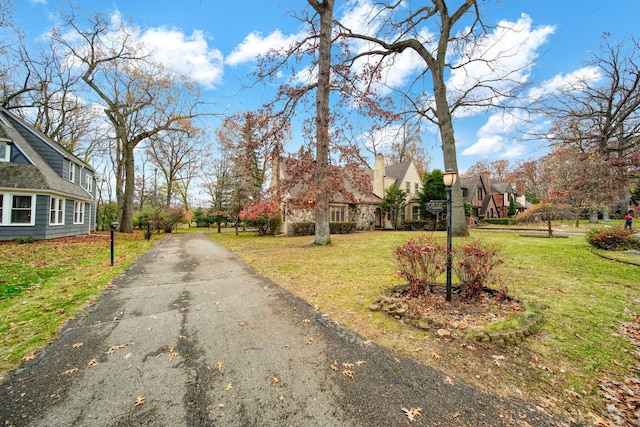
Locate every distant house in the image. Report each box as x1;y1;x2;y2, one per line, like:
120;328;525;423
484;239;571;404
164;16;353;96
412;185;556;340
270;154;423;235
459;171;526;222
0;107;96;241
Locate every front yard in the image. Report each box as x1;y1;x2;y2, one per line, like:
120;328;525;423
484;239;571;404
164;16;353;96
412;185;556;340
0;224;637;424
206;227;639;424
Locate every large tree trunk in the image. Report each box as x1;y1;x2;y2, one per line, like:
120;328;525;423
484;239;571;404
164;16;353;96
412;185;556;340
432;64;469;237
311;0;334;246
119;145;136;233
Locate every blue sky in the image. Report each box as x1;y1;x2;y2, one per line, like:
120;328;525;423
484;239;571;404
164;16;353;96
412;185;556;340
13;0;640;172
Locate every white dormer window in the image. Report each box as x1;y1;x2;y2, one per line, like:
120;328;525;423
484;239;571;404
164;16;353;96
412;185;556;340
69;162;76;183
84;174;93;193
0;141;10;162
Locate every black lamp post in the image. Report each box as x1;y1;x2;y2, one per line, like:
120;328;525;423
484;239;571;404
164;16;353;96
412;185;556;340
110;222;119;266
443;169;457;302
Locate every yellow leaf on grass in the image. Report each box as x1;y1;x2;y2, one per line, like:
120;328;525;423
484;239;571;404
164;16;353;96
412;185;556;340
431;352;441;360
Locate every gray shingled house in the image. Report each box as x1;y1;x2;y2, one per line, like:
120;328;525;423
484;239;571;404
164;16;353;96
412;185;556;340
0;107;96;241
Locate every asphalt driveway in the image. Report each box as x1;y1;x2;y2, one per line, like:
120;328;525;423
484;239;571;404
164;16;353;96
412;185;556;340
0;233;573;426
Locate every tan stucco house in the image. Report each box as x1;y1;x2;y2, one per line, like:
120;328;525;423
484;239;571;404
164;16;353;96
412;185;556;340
271;154;423;235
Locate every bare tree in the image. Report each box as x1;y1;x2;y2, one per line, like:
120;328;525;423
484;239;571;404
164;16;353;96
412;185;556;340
337;1;545;236
146;122;205;210
215;110;289;201
53;10;202;232
543;36;640;216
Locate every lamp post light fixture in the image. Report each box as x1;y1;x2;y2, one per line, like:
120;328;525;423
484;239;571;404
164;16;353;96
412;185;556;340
443;169;457;302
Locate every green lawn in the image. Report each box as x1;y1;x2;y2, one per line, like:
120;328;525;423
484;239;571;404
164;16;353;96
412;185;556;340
205;226;639;423
1;225;637;423
0;233;155;378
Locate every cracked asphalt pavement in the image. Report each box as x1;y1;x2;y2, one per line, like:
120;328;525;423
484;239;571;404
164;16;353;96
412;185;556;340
0;233;575;426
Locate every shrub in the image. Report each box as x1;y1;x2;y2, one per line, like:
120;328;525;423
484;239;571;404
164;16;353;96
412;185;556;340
136;207;188;234
586;228;639;251
453;240;503;301
12;236;37;244
291;222;357;236
292;222;315;236
401;219;446;231
395;235;447;298
329;222;356;234
239;200;280;236
480;218;519;226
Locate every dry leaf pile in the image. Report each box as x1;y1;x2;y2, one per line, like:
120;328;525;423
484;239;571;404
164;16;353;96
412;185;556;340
599;315;640;425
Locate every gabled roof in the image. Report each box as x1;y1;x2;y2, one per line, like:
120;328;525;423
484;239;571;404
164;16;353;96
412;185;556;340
384;160;412;187
0;108;93;201
276;158;379;204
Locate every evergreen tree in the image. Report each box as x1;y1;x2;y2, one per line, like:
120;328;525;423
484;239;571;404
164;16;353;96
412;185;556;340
380;186;407;230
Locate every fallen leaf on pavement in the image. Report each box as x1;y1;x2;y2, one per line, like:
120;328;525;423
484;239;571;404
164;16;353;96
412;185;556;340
62;368;78;375
87;359;99;367
343;370;355;379
445;376;454;385
72;342;83;349
216;361;224;371
134;396;145;407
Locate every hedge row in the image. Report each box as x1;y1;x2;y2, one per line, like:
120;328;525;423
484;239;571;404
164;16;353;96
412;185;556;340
291;222;357;236
400;219;446;231
480;218;519;225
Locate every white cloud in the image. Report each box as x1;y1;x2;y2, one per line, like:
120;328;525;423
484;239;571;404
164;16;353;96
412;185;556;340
225;30;306;66
139;27;224;89
461;135;525;159
527;65;602;101
449;14;555;117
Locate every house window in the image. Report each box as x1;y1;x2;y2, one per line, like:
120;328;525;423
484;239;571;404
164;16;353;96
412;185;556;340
50;197;65;225
73;201;85;224
69;162;76;183
478;188;483;201
84;174;93;193
0;141;10;162
414;183;419;194
406;181;411;194
412;206;421;220
1;194;35;225
330;205;345;222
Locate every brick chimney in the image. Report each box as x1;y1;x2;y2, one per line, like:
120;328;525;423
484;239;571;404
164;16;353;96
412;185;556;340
373;154;385;198
479;171;491;191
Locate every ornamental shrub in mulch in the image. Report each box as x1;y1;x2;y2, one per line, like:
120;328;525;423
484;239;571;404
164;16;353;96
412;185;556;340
586;228;640;251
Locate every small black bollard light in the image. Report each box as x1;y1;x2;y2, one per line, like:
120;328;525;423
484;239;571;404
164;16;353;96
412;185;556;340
110;222;119;266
